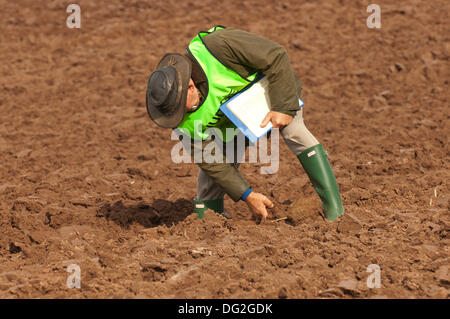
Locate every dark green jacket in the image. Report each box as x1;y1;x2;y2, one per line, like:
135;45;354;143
183;27;302;201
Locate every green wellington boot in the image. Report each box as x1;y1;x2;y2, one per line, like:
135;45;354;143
298;144;344;221
193;198;232;219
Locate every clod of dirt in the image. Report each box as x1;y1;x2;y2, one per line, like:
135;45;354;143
309;255;328;268
402;276;420;291
395;63;405;72
267;204;287;221
285;196;322;225
435;266;449;286
318;288;343;297
141;263;167;282
190;247;212;258
9;242;22;254
337;279;360;296
336;214;363;234
12;197;44;214
16;149;32;158
278;287;288;299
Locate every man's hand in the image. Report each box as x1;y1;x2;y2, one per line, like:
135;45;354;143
260;111;293;129
245;192;274;221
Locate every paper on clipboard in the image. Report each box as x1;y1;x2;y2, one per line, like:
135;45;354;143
219;76;303;143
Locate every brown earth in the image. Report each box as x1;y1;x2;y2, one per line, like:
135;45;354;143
0;0;449;298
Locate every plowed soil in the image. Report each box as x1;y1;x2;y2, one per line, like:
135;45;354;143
0;0;448;298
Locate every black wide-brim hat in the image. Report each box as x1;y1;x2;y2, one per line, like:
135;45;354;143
146;53;192;128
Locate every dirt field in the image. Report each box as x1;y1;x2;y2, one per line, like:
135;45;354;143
0;0;448;298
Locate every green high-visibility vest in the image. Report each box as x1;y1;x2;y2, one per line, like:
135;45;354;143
177;26;259;141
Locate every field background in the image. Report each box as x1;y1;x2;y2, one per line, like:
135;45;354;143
0;0;448;298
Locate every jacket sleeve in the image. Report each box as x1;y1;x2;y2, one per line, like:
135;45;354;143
203;27;301;116
190;138;250;202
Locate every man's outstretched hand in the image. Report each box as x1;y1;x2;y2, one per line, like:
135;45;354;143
245;192;274;221
260;111;293;129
